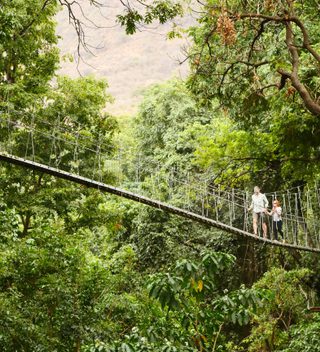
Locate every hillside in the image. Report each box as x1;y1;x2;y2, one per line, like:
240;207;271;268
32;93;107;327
56;1;190;115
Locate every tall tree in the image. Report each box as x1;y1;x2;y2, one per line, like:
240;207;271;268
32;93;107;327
185;0;320;185
188;0;320;117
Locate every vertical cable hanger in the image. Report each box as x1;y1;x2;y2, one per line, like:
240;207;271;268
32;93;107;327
287;190;294;244
49;116;57;167
30;113;35;161
55;114;62;168
294;193;299;245
5;87;13;155
282;196;288;243
72;123;80;175
98;134;103;183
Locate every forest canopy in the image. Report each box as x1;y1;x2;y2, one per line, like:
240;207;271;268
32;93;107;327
0;0;320;351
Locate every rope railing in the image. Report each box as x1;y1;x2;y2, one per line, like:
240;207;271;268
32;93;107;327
0;111;320;252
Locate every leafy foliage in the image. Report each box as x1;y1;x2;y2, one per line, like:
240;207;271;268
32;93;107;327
187;0;320;185
0;1;319;351
148;250;269;350
0;0;59;106
243;267;313;351
280;315;320;352
117;0;183;35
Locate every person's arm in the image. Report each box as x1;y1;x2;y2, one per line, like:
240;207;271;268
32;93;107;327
248;196;253;211
263;194;269;210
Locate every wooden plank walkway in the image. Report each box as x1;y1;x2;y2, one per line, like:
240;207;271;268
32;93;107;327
0;152;319;253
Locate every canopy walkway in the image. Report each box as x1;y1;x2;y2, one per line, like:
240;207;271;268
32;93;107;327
0;111;320;253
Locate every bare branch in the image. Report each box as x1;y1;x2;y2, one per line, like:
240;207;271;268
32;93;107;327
248;19;270;61
256;84;279;95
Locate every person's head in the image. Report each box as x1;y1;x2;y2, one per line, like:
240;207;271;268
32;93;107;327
273;199;281;207
253;186;260;194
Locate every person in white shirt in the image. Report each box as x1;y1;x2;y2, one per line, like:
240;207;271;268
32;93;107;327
248;186;269;238
267;199;284;242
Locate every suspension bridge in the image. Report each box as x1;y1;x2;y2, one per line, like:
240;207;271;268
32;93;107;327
0;112;320;253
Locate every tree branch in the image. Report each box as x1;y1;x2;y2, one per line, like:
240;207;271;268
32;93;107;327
290;17;320;63
278;21;320;116
285;21;299;76
232;12;320;64
248;19;270;61
231;12;320;116
19;0;53;37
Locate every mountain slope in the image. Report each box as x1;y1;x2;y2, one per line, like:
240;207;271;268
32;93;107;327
56;1;190;115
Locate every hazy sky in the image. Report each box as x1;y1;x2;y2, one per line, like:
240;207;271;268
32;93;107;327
56;1;190;115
